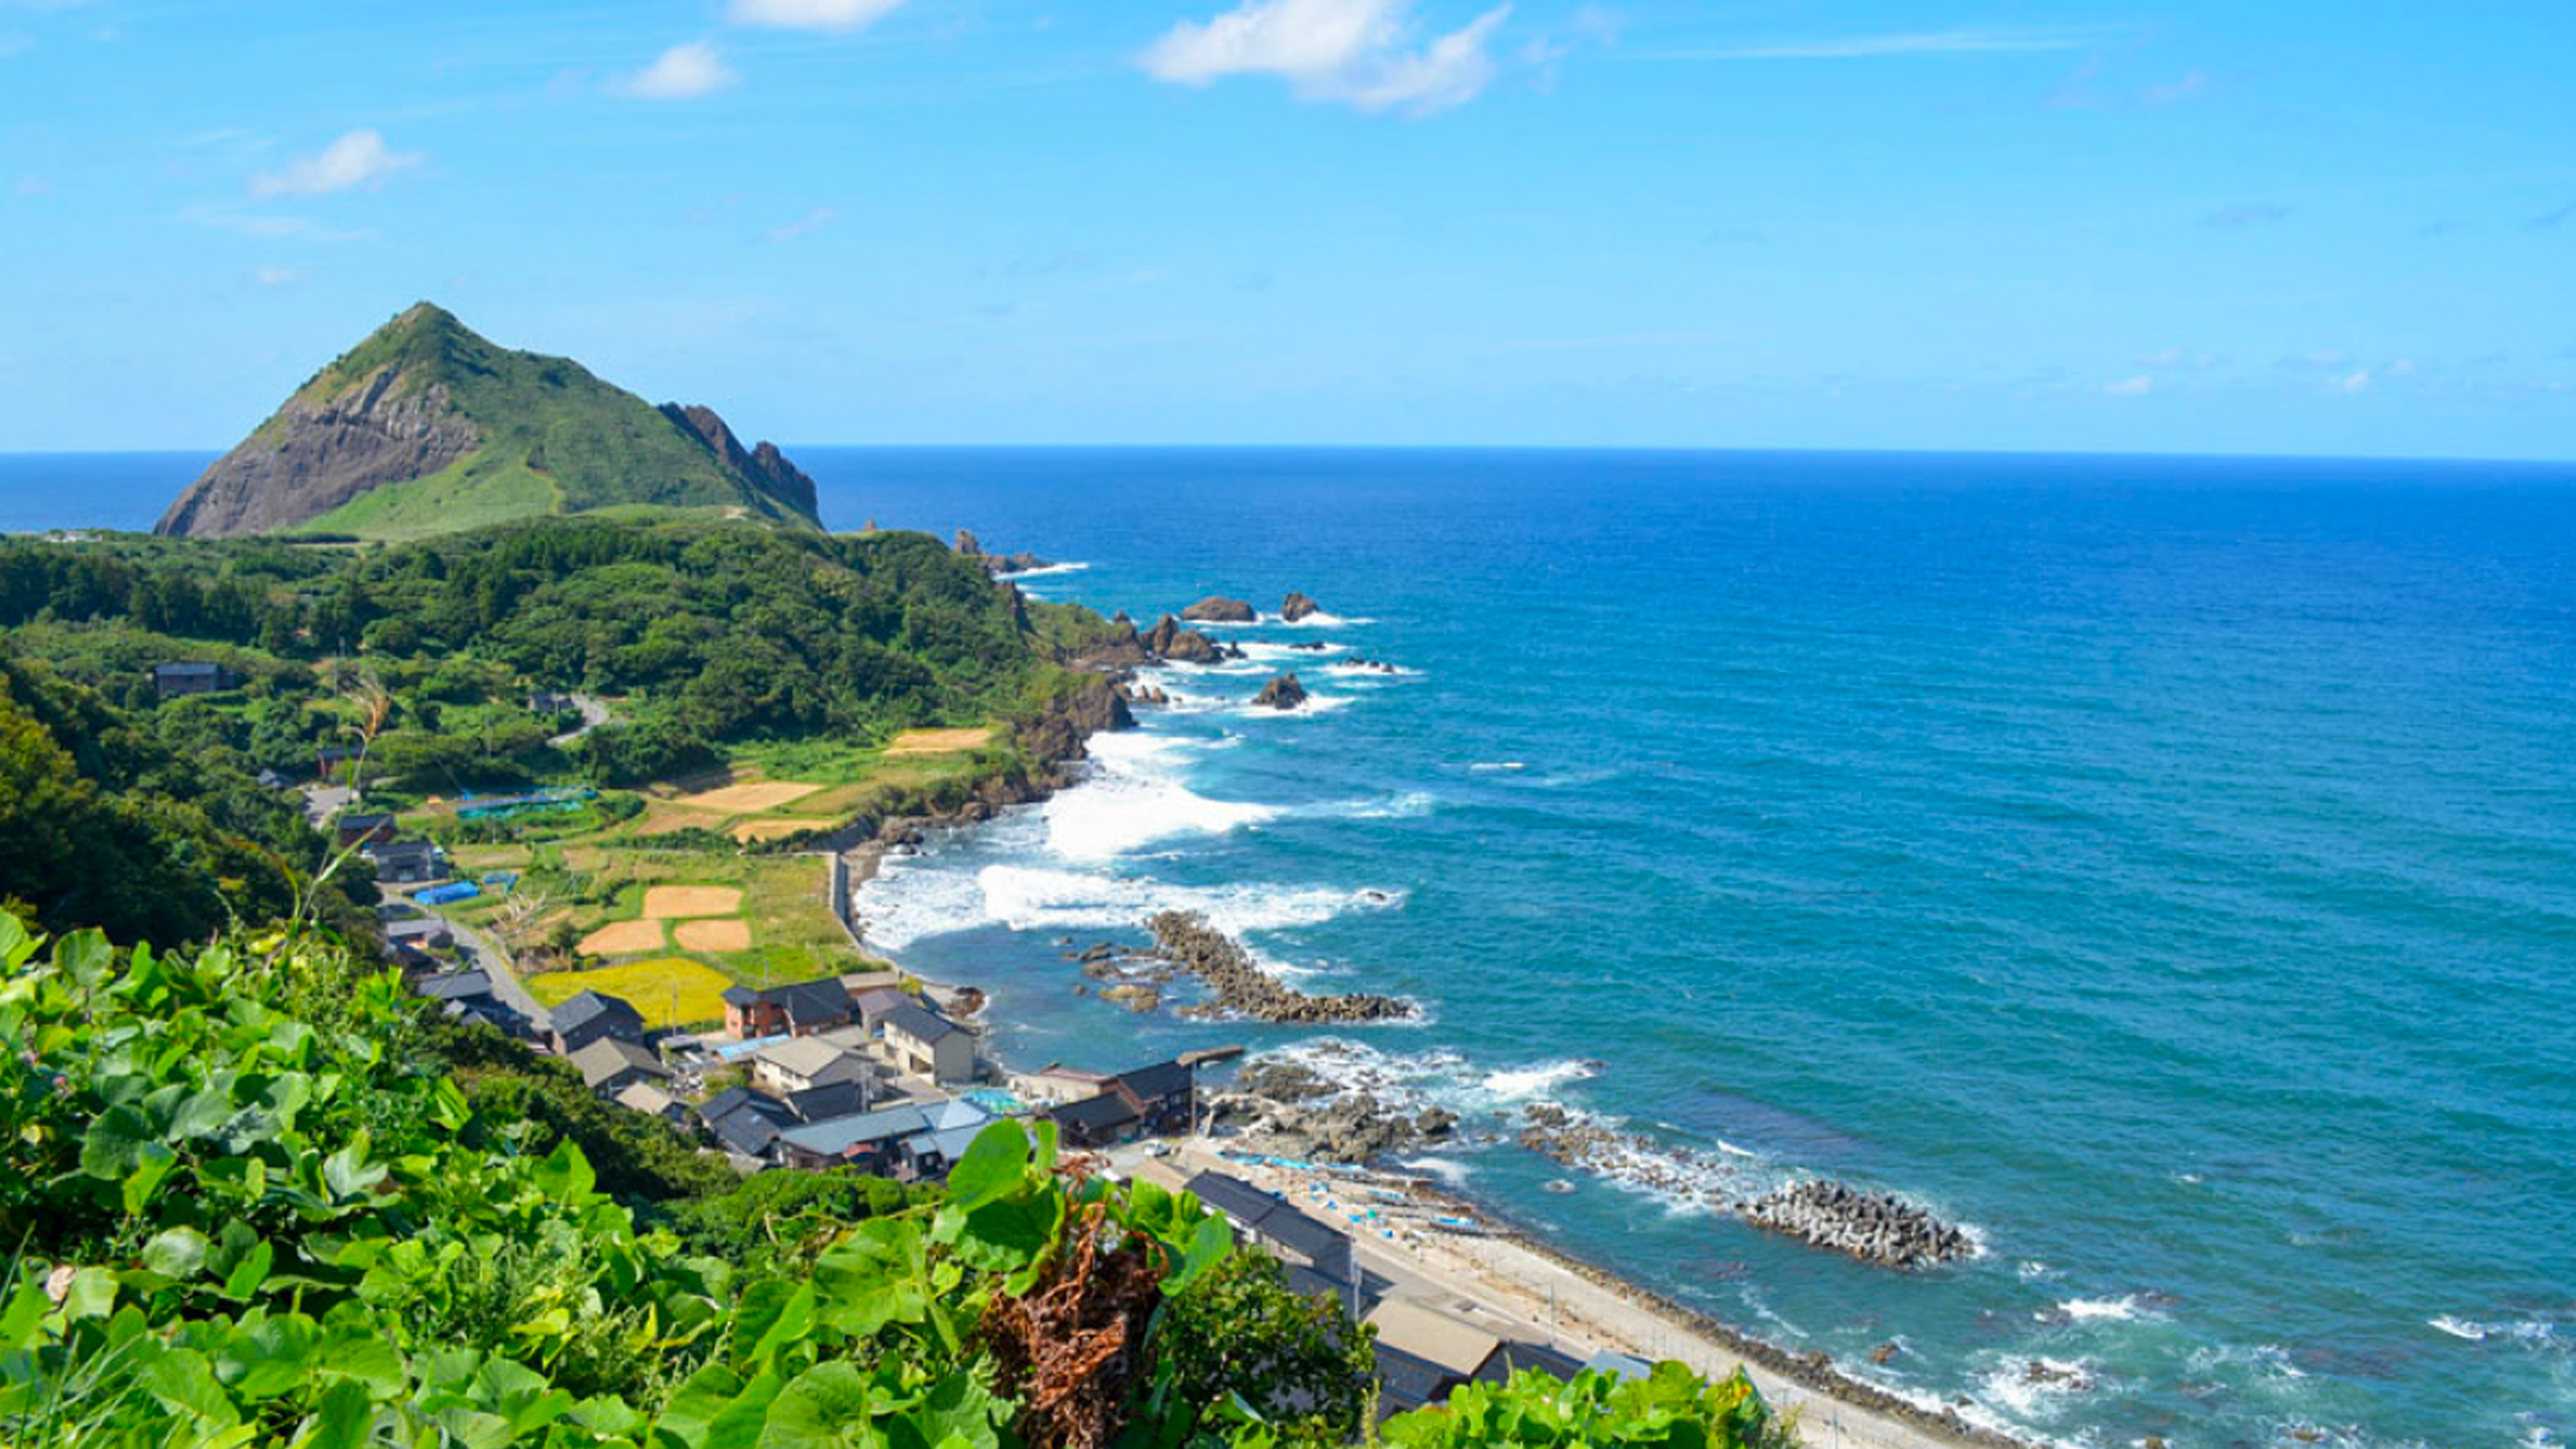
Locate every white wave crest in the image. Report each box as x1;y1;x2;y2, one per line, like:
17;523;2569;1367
1239;693;1351;719
1236;640;1350;661
2057;1294;2155;1323
1328;790;1437;820
992;562;1090;580
1043;732;1278;860
1480;1059;1599;1100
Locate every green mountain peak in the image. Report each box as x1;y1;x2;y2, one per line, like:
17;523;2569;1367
156;303;823;540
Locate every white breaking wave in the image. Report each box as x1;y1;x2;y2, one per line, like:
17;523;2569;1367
1325;661;1420;678
1236;640;1350;661
2430;1315;2565;1347
2056;1294;2158;1323
1329;790;1437;820
1285;610;1372;627
992;562;1090;580
1481;1059;1600;1100
1469;761;1526;772
1043;731;1278;861
857;859;1406;954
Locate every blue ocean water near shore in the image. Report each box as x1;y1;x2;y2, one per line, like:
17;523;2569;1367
6;447;2573;1448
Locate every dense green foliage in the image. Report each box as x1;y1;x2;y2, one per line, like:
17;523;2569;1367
0;652;368;944
4;518;1117;797
0;514;1123;942
0;915;1788;1448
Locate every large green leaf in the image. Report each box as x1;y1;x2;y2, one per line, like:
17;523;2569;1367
142;1225;211;1280
757;1361;881;1449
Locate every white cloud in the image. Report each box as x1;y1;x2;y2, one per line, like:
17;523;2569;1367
767;206;838;243
12;173;45;196
2333;370;2372;394
1142;0;1511;116
2103;374;2154;397
253;265;301;286
620;42;739;99
730;0;903;31
249;129;421;198
1646;26;2105;61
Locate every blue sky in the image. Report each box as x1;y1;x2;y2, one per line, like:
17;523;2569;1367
3;0;2572;457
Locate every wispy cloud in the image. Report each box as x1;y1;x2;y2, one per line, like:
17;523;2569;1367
2525;198;2576;231
12;173;45;196
730;0;904;32
2102;374;2153;397
2332;369;2372;394
618;41;739;100
2140;69;2208;105
2200;201;2288;230
252;265;301;286
767;206;838;243
1644;26;2108;61
249;129;421;198
1142;0;1513;117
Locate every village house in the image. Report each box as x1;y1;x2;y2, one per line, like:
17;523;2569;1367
880;1001;975;1084
851;986;915;1033
334;813;397;850
570;1038;668;1097
1106;1060;1196;1135
150;662;233;698
775;1098;994;1179
365;838;447;886
549;990;646;1055
1184;1171;1356;1288
751;1036;871;1096
528;690;576;714
1048;1092;1145;1150
381;917;454;970
698;1087;797;1161
720;977;855;1039
314;745;355;780
1363;1298;1586;1418
1020;1064;1115;1106
412;969;491;1005
611;1081;689;1123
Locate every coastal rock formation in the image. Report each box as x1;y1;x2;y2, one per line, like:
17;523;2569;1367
1282;591;1323;622
1012;677;1137;767
660;402;819;521
1740;1181;1975;1269
952;529;1054;576
1141;615;1234;664
1145;912;1412;1024
1517;1103;1731;1205
1182;595;1257;624
1251;672;1308;710
158;374;484;537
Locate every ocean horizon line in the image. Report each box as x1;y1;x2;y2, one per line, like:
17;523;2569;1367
8;440;2576;471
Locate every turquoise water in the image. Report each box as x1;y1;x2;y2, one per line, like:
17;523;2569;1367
808;449;2576;1449
6;447;2573;1447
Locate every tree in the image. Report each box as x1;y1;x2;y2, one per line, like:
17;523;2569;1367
1154;1249;1379;1445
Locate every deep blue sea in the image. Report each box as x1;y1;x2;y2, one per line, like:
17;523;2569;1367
8;448;2574;1449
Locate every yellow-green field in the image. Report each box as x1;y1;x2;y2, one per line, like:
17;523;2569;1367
525;957;735;1030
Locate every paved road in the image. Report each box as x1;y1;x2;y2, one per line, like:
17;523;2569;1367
548;693;612;748
438;915;552;1031
301;783;355;829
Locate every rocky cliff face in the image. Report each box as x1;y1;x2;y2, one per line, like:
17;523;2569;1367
658;402;819;522
156;371;482;539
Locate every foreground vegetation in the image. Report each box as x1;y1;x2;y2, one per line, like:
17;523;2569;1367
0;914;1791;1447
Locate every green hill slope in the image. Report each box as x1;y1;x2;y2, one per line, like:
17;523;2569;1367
155;303;823;540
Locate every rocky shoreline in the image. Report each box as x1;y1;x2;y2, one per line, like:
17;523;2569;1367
1147;911;1414;1023
837;559;2022;1446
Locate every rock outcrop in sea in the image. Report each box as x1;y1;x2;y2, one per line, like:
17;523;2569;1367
1146;912;1412;1023
1182;595;1257;623
951;528;1052;576
1282;591;1323;622
1140;614;1237;664
1251;671;1308;710
1740;1180;1975;1269
1212;1059;1458;1163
